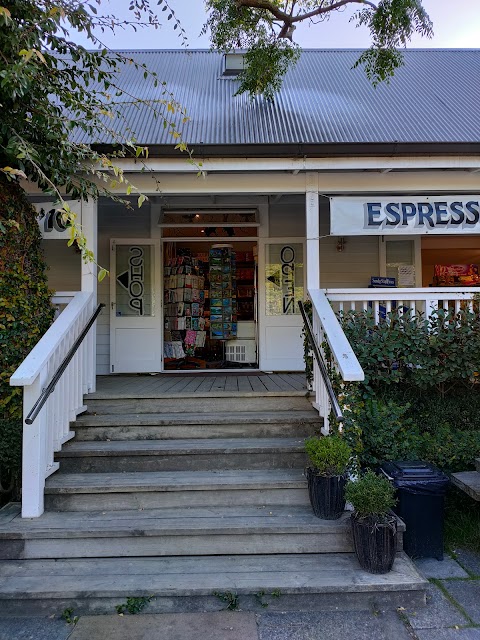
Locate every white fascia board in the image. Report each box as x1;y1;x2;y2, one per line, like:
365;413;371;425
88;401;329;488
103;171;480;196
21;167;480;197
111;155;480;173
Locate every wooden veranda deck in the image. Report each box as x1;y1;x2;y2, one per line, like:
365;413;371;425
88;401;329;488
92;373;308;397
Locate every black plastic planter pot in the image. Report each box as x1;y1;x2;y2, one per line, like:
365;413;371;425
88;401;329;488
306;468;347;520
351;514;397;574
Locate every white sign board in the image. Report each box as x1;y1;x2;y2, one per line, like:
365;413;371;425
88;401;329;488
398;265;416;287
34;201;81;240
331;196;480;236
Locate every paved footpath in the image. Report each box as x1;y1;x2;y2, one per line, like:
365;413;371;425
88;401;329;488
1;549;479;640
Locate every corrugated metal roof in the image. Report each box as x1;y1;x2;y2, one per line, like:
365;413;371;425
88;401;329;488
73;49;480;148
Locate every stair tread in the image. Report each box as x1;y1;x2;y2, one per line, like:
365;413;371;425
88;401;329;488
58;437;306;457
76;411;320;426
0;552;427;597
45;468;307;493
451;471;480;501
86;390;308;400
0;505;354;538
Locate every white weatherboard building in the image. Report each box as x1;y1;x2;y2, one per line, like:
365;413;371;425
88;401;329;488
31;50;480;377
13;48;480;508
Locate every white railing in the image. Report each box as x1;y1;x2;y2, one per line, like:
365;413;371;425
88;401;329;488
51;291;78;318
308;289;364;433
10;292;97;518
325;287;480;323
308;287;480;432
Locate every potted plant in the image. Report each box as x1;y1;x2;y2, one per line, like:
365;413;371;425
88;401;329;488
304;434;351;520
345;470;397;574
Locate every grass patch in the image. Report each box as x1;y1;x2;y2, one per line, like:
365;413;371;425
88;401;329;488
115;596;154;615
444;487;480;554
213;591;239;611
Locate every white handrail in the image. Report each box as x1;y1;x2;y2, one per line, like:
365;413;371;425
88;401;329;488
11;292;93;386
10;291;97;518
309;289;364;382
308;289;364;433
52;291;78;306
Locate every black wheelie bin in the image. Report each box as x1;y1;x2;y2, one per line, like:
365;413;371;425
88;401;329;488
380;460;449;560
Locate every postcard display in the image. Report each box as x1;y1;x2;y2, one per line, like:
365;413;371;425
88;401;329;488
209;247;238;341
163;254;207;360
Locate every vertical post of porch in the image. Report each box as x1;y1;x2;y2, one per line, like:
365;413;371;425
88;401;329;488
22;372;47;517
305;173;324;414
305;172;320;291
81;199;98;392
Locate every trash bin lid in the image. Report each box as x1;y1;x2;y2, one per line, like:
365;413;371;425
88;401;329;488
380;460;448;482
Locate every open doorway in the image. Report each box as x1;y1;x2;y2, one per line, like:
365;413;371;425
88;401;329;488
163;240;258;370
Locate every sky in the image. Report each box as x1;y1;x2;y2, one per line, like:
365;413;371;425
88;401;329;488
74;0;480;50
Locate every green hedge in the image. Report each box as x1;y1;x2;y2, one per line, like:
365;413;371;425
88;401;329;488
0;419;22;500
340;390;480;472
0;176;54;501
333;308;480;473
340;306;480;395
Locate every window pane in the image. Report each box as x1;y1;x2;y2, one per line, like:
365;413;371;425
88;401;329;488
162;226;257;238
115;244;154;317
266;243;304;315
386;240;415;286
161;210;258;225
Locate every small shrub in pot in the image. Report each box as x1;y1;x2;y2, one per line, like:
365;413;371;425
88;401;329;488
304;435;351;520
345;470;397;574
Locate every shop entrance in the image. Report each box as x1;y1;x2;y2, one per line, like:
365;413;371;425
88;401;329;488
162;240;258;370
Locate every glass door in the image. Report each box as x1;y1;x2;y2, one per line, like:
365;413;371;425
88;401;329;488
110;239;162;373
258;239;305;371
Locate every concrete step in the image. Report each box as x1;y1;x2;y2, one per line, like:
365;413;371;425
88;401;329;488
55;438;307;473
44;469;311;512
73;411;321;441
0;505;405;560
85;395;311;415
451;471;480;501
0;552;427;615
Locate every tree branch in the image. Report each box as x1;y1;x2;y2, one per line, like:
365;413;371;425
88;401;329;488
235;0;378;29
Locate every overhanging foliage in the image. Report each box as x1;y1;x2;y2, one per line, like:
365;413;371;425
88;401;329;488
0;0;191;256
204;0;433;100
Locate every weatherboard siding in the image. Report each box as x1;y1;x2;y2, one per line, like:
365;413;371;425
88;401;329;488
42;239;81;292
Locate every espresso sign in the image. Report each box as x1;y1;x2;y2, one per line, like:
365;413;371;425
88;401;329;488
331;196;480;235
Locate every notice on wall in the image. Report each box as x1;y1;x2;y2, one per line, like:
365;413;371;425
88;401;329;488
397;265;416;287
330;196;480;235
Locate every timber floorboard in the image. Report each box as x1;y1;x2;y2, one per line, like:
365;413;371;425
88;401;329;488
92;373;307;398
